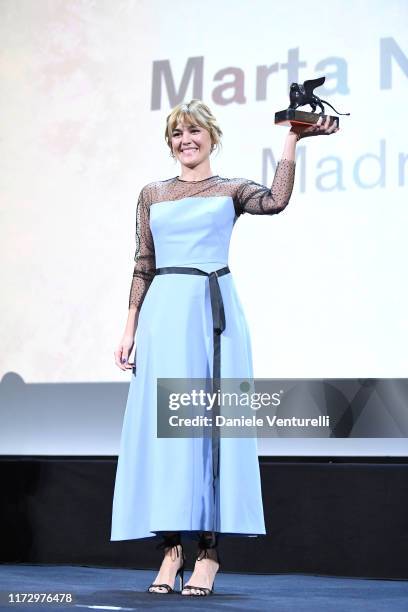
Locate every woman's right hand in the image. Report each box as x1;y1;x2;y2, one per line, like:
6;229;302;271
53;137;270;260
114;334;135;371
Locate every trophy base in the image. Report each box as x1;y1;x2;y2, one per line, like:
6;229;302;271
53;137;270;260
275;108;339;127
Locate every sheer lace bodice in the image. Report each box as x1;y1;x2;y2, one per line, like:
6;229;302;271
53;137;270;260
128;158;296;311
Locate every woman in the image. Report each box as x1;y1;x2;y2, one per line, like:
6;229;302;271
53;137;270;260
111;99;339;596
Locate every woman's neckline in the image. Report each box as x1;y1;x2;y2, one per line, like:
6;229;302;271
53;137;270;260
175;175;219;183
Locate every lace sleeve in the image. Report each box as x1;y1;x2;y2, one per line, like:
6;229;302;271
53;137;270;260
128;186;156;312
234;158;296;215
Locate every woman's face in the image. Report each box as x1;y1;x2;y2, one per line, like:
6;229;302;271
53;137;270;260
171;120;212;167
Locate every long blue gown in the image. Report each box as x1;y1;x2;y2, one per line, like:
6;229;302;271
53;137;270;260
110;159;296;541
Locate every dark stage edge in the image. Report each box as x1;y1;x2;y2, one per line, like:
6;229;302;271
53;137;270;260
1;455;407;580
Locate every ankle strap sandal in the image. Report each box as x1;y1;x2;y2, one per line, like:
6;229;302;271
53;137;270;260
181;531;221;596
147;533;185;594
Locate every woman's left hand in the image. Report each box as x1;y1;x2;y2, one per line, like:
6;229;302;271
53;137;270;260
289;114;339;140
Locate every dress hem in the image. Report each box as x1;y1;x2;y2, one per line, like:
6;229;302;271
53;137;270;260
110;529;267;542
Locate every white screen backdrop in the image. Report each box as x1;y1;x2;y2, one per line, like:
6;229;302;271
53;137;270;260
1;0;407;455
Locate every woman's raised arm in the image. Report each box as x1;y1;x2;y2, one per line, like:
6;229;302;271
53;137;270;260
234;115;339;216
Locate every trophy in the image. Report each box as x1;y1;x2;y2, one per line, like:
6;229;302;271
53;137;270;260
275;76;350;128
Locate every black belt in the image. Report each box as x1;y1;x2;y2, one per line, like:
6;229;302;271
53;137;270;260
155;265;231;534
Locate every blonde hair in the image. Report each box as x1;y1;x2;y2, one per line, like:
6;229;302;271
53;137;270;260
165;99;223;157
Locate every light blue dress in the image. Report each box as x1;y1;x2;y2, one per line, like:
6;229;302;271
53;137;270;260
110;160;295;541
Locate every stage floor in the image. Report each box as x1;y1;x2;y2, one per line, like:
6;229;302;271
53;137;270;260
1;564;407;611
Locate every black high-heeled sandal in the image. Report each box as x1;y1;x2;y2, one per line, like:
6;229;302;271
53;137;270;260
147;532;185;594
181;531;221;596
